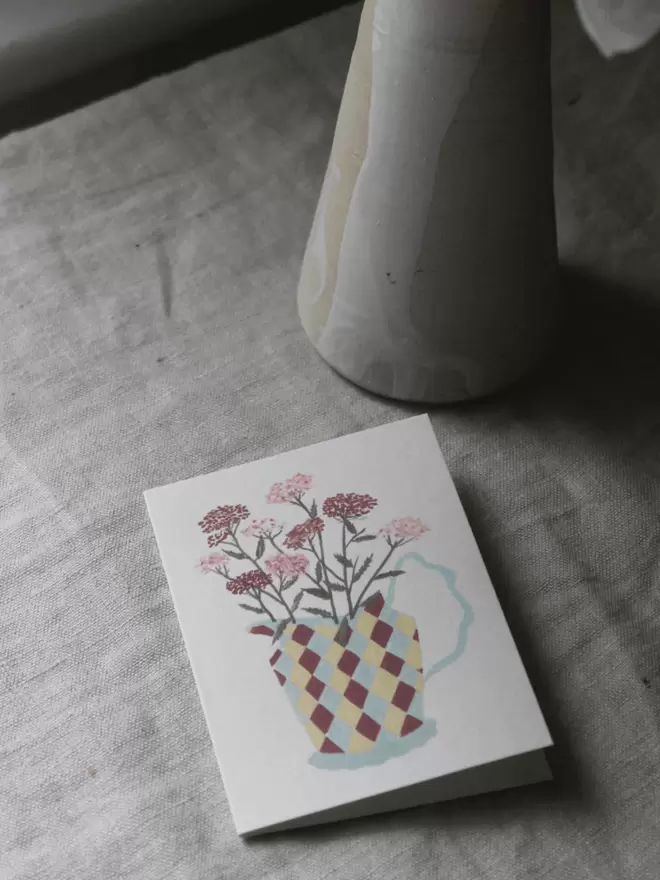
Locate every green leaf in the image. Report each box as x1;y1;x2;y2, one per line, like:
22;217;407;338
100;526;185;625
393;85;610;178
310;500;318;518
334;553;354;568
271;619;288;644
256;537;265;559
329;582;345;593
291;591;303;614
375;569;406;581
315;561;323;583
354;535;376;543
304;586;331;600
282;576;299;591
225;549;246;560
239;603;263;614
343;518;358;535
336;617;351;647
303;607;334;619
354;554;373;582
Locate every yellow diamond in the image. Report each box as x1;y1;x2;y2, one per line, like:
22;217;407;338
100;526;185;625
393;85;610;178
416;671;425;692
363;640;386;668
329;668;350;695
335;698;362;728
395;614;416;638
306;721;326;750
325;641;343;666
284;640;305;662
296;689;317;718
355;612;377;639
371;667;399;702
405;640;422;670
290;663;312;690
382;704;407;736
348;731;375;754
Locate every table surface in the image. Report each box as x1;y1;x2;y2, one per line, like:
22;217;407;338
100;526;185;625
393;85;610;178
1;3;659;878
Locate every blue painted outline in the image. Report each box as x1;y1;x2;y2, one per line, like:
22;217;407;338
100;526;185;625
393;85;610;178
386;553;474;682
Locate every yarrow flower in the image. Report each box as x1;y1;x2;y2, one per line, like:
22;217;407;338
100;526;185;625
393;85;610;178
241;518;282;538
226;570;272;595
379;517;429;541
284;517;325;549
199;504;250;547
322;493;377;520
266;474;313;504
264;554;309;577
198;553;229;574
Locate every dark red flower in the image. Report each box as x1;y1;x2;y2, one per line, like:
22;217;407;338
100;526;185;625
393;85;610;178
322;493;377;520
227;570;272;595
199;504;250;537
284;517;325;550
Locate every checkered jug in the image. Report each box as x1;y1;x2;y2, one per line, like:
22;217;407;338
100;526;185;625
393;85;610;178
250;592;429;758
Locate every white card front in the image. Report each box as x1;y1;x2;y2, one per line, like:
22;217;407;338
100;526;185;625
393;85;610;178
145;416;551;834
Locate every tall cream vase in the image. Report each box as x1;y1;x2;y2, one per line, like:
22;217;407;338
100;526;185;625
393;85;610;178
298;0;557;403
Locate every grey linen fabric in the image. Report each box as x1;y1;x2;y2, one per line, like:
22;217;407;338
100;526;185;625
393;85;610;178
1;2;659;877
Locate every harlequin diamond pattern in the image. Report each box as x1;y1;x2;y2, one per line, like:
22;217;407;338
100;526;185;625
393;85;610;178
270;592;425;755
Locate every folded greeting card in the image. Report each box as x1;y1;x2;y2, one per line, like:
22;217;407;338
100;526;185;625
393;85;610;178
145;416;552;835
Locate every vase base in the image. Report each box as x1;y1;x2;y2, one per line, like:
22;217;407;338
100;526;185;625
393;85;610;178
309;719;437;771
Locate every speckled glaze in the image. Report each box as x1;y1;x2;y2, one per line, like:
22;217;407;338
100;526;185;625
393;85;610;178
298;0;558;403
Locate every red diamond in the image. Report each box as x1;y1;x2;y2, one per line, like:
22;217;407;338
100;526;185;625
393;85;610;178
356;713;381;742
401;714;424;736
269;649;282;667
344;680;368;709
299;648;321;674
363;592;385;617
306;676;325;700
320;737;344;754
338;650;360;676
274;671;286;687
292;624;314;646
413;629;420;642
310;704;334;734
391;681;415;712
371;620;394;648
380;651;404;677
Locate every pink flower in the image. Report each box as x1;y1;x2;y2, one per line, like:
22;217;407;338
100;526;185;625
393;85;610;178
284;517;325;550
266;473;313;504
227;570;272;595
199;504;250;538
323;493;377;520
265;553;309;577
242;518;282;538
380;517;429;541
198;553;229;573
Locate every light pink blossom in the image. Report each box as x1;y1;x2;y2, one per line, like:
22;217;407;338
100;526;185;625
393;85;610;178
198;553;230;574
241;518;282;538
264;554;309;577
266;473;313;504
379;517;429;541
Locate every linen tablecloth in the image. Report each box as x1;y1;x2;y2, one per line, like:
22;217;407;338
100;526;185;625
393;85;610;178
1;2;659;877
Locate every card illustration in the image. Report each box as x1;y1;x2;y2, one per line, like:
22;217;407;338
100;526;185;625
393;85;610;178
196;473;474;769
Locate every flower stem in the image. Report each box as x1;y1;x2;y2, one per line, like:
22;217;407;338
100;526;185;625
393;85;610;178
341;522;355;617
229;531;295;623
351;541;402;616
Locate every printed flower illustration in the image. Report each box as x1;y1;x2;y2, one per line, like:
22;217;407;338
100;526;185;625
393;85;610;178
380;517;429;541
195;476;430;629
198;553;230;573
242;518;282;538
227;570;272;595
284;517;325;550
322;493;377;520
265;554;309;577
267;474;313;504
199;504;250;547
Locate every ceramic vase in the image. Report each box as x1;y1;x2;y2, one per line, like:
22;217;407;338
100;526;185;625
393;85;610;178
298;0;557;402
